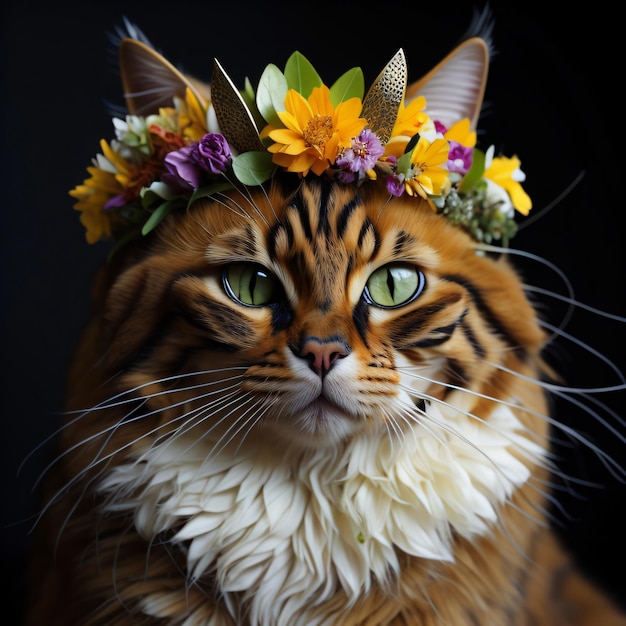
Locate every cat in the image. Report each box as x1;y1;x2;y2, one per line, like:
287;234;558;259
22;13;626;626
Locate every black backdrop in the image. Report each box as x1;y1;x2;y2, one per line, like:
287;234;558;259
2;2;625;624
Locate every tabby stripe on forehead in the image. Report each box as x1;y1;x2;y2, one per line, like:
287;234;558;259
357;219;379;258
267;222;293;260
292;195;313;241
317;180;331;237
336;197;359;238
394;231;416;256
442;274;526;358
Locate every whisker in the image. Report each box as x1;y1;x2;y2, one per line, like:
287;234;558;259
523;284;626;324
148;390;258;467
31;377;245;496
209;394;274;460
19;368;247;477
474;242;578;342
538;319;626;385
396;367;550;453
33;380;248;530
516;170;586;232
214;179;274;227
394;368;618;495
482;360;626;477
395;397;552;535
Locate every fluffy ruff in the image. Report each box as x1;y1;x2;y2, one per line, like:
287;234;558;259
98;398;542;625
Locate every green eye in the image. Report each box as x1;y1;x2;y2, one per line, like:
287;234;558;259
223;263;280;306
364;264;425;308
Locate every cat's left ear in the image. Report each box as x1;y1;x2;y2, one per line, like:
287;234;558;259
406;37;490;130
119;38;211;115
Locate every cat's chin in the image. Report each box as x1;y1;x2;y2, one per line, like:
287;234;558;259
272;398;365;448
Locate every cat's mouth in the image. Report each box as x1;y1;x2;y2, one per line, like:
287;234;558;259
308;397;353;421
287;396;362;444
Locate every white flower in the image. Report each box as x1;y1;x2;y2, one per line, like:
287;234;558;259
484;178;515;218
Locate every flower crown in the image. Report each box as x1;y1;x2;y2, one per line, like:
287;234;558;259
70;36;531;251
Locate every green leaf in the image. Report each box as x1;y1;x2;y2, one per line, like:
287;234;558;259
231;151;275;186
189;180;234;204
459;148;486;194
242;76;256;104
329;67;364;106
140;182;178;209
240;76;265;130
396;150;414;177
141;199;179;236
256;63;288;127
284;51;322;97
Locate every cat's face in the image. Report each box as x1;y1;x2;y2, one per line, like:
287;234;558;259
86;177;545;457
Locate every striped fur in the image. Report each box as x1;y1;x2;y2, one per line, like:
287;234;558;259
24;179;626;625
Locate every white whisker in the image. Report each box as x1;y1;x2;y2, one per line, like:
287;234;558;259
538;319;626;385
523;284;626;323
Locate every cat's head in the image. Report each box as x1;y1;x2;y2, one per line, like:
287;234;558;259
67;21;544;455
74;178;544;457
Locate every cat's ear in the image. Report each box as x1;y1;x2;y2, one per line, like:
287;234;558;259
119;38;211;115
406;37;489;130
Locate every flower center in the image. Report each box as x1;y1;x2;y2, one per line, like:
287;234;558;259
303;115;333;155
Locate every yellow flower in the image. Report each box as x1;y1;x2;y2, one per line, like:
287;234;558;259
404;137;450;199
262;85;366;176
69;139;139;244
443;118;476;148
385;96;434;159
484;154;532;216
69;166;118;243
175;88;209;141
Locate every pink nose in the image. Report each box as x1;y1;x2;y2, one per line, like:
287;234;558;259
300;339;349;377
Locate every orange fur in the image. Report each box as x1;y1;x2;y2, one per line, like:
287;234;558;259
24;182;626;624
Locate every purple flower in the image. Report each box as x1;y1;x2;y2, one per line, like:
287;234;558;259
104;193;129;211
336;128;384;175
163;144;203;191
386;173;405;197
447;141;473;174
337;170;357;183
434;120;447;134
163;133;231;192
198;133;231;175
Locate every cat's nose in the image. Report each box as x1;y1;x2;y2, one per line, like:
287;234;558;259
299;338;349;377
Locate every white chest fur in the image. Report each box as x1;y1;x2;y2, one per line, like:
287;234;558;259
99;400;543;625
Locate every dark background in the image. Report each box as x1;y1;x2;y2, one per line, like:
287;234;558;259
2;2;625;624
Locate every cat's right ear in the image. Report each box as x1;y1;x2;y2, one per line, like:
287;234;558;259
119;38;211;116
406;37;490;131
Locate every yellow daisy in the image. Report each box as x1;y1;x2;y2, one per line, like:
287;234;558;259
70;139;139;243
404;137;450;199
69;166;118;243
385;95;434;159
443;118;476;148
262;85;366;176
